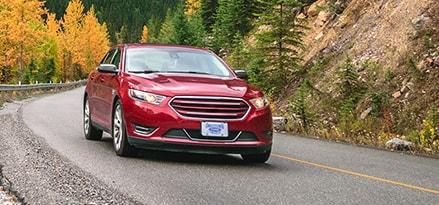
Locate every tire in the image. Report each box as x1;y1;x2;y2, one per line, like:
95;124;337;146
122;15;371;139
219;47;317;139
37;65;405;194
113;100;138;157
84;96;103;140
241;148;271;163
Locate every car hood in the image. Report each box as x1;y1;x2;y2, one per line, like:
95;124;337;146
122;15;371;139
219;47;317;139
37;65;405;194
127;73;262;99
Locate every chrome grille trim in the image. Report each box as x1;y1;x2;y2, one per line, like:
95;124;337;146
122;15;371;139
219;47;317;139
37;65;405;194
169;96;250;120
183;129;242;142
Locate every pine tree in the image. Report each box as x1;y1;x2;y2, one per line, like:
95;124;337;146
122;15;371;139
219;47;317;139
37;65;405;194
116;25;129;44
171;3;191;45
146;17;162;44
39;57;56;83
24;58;38;84
253;0;307;95
199;0;218;32
158;9;175;44
187;12;207;47
211;0;254;54
335;56;365;116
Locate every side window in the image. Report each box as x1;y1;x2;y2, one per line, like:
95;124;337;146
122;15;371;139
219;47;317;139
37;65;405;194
111;49;121;70
102;49;116;64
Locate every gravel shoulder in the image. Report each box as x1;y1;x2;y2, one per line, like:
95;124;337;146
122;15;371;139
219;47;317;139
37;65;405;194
0;99;141;204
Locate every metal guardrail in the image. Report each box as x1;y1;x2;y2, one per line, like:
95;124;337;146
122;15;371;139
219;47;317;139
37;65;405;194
0;80;87;104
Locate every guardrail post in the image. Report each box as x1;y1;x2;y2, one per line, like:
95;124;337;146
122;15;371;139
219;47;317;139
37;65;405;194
9;90;13;101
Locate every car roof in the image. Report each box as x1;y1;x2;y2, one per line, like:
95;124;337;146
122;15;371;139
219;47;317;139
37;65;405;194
113;44;211;52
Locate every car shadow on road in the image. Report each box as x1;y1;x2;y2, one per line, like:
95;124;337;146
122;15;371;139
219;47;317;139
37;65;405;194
137;149;242;164
100;137;274;168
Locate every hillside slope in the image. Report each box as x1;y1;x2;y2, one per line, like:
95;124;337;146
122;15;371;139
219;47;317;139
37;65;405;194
281;0;438;155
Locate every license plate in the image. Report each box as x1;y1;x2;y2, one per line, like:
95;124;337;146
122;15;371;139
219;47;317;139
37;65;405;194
201;121;228;137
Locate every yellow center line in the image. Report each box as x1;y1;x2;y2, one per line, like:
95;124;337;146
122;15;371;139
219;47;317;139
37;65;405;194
272;153;439;195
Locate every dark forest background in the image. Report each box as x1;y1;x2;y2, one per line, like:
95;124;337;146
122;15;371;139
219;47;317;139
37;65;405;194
44;0;180;44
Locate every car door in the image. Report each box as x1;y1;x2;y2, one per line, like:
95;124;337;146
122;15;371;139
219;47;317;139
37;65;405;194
91;49;120;129
99;48;122;129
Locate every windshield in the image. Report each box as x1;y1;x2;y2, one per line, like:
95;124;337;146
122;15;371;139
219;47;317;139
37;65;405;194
125;47;233;77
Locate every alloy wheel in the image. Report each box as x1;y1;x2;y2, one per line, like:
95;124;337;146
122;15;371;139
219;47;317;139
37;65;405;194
113;103;123;151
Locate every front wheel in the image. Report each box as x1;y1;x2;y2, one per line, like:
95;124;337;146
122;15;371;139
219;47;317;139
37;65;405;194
241;148;271;163
113;100;138;157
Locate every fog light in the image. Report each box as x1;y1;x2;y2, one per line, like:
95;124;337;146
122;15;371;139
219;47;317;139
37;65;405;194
133;124;156;135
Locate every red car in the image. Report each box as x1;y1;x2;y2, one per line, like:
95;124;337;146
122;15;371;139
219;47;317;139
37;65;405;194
83;44;273;163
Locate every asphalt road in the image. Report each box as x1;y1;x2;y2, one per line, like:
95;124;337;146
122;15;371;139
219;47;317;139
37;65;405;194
22;87;439;204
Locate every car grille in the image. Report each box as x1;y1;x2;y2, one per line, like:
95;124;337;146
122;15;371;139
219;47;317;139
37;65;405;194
169;97;250;120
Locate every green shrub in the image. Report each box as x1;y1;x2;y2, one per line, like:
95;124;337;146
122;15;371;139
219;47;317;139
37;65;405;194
407;106;439;154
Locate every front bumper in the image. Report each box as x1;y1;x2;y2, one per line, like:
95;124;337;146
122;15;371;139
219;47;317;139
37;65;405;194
127;136;272;155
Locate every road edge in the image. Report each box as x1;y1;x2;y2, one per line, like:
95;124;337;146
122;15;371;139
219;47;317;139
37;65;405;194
0;98;142;204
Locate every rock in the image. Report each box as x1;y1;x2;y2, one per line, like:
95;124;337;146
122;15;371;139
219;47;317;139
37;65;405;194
400;85;407;93
297;13;307;19
392;91;402;98
406;82;415;91
360;107;373;120
315;31;324;40
314;11;333;27
337;14;348;28
426;57;433;64
434;56;439;67
307;1;322;17
386;138;414;151
273;117;287;132
411;15;429;30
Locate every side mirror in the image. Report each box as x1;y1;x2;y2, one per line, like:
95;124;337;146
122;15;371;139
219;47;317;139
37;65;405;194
97;64;118;74
234;70;248;80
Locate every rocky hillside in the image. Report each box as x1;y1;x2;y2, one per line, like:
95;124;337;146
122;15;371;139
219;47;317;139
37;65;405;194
279;0;439;155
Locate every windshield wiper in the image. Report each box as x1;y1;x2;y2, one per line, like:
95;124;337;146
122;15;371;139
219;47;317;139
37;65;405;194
165;71;211;75
129;70;159;74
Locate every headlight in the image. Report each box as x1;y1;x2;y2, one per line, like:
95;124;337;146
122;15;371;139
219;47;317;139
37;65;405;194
250;96;269;109
129;89;166;105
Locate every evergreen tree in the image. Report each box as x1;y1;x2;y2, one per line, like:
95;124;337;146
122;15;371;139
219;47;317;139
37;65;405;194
126;8;144;43
44;0;70;19
158;9;175;44
288;79;320;133
187;12;207;47
116;25;129;44
146;16;163;44
253;0;307;95
45;0;179;45
24;58;38;84
334;56;365;116
39;57;56;83
211;0;257;54
199;0;218;32
170;3;191;45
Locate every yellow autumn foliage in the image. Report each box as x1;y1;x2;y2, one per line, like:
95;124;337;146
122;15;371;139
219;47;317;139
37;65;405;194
140;26;149;43
185;0;201;17
0;0;110;83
